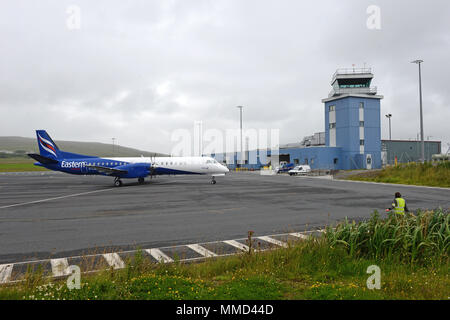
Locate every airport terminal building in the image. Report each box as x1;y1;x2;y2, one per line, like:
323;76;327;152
214;68;441;170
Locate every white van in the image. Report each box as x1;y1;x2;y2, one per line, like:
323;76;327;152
288;165;311;176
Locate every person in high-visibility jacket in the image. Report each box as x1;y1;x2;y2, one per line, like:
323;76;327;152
388;192;409;215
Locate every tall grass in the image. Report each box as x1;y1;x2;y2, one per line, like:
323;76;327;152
347;162;450;187
1;209;448;300
325;209;450;264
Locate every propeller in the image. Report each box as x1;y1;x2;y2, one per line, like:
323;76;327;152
149;156;158;179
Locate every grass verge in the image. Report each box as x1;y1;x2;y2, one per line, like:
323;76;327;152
0;209;448;300
345;162;450;187
0;158;47;172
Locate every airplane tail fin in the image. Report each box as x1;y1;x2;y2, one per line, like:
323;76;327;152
36;130;61;159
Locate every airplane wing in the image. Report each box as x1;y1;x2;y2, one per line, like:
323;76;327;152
86;165;128;176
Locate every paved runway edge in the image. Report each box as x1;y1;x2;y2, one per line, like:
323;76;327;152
0;229;325;284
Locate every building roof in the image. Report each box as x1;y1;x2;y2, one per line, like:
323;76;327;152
322;93;384;103
381;139;441;144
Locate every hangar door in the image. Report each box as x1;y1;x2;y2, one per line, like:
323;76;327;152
279;154;290;163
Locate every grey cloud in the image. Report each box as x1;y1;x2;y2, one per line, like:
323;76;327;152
0;0;449;153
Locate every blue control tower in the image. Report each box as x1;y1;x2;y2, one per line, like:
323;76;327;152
322;68;383;170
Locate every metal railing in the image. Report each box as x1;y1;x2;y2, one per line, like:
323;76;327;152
329;86;377;97
332;68;372;79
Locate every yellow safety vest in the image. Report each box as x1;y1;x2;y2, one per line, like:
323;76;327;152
392;198;406;215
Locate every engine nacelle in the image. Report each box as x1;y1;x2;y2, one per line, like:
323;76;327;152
115;162;151;178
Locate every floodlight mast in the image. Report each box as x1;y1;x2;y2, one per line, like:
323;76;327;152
411;59;425;163
237;106;243;167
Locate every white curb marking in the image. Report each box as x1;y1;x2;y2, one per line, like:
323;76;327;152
146;249;174;263
290;232;309;239
258;236;288;248
0;264;13;284
223;240;250;252
337;179;450;190
103;253;125;269
50;258;70;277
187;244;217;257
1;229;325;284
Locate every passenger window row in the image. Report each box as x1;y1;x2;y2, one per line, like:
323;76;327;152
89;162;125;166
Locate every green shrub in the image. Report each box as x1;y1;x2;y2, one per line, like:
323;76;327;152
347;162;450;187
325;209;450;264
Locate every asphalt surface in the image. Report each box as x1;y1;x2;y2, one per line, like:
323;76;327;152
0;171;449;264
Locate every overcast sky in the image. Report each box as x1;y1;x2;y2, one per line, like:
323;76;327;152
1;0;449;154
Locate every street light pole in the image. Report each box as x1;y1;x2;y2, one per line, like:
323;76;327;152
411;60;425;163
195;121;203;156
385;114;392;140
237;106;243;167
112;138;116;155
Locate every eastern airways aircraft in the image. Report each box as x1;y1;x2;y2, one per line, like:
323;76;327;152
28;130;229;186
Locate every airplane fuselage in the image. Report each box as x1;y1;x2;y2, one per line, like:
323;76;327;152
29;130;229;186
35;156;229;177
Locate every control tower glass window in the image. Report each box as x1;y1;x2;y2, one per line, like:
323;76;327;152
338;79;371;88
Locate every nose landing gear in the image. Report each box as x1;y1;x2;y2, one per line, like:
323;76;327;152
210;176;216;184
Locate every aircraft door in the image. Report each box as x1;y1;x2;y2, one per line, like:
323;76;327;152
81;161;89;174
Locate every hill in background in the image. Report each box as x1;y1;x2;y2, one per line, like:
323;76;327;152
0;136;167;158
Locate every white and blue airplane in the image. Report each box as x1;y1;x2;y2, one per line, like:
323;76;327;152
28;130;229;186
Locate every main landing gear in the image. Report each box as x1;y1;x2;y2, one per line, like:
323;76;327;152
114;177;123;187
210;176;217;185
138;177;145;184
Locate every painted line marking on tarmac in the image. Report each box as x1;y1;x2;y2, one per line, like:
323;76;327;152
103;253;125;269
0;264;13;284
50;258;69;277
146;249;174;263
0;188;114;210
258;236;288;248
187;244;217;257
223;240;250;252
